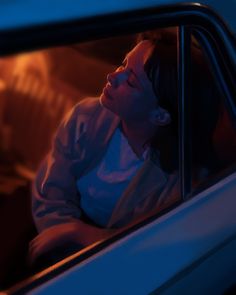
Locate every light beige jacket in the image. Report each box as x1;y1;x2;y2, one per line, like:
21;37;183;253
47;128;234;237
32;97;179;231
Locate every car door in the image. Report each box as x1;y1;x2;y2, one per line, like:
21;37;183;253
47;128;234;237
0;2;236;295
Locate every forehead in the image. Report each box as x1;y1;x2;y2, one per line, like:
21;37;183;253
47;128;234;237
125;40;156;89
126;40;153;67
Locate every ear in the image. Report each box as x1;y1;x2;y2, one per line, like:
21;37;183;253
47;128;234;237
149;107;171;126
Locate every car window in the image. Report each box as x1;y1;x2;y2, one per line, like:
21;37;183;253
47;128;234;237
189;31;236;193
0;30;182;289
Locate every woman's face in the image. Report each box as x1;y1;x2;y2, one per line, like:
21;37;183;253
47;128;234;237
100;41;158;123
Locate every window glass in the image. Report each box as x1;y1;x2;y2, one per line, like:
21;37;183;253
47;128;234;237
190;32;236;191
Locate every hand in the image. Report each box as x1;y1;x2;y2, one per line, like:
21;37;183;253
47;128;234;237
29;222;80;265
28;222;115;265
75;223;114;247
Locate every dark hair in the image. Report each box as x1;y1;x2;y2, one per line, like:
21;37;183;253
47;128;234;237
141;30;221;173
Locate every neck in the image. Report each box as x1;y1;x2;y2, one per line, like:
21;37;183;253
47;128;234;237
121;119;157;154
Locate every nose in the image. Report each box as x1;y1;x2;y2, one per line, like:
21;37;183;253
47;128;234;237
107;68;127;88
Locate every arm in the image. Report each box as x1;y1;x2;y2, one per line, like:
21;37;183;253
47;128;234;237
31;106;112;263
32;106;82;232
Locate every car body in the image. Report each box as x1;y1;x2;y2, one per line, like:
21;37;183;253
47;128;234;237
0;1;236;294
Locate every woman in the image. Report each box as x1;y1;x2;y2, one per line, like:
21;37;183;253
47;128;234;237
29;34;220;266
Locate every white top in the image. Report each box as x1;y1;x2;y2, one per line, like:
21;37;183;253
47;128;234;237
77;127;150;227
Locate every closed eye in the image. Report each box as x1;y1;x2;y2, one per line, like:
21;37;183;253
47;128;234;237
121;59;137;88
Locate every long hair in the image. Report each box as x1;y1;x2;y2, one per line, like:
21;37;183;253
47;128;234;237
141;30;221;173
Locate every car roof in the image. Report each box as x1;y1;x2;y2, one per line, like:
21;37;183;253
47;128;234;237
0;0;236;35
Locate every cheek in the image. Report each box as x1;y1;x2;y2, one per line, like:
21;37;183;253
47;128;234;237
117;85;135;97
113;85;151;117
112;86;134;107
120;85;142;102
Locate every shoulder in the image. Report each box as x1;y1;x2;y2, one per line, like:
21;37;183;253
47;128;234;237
74;96;102;114
59;96;104;133
54;97;101;150
54;97;117;152
63;96;118;133
63;97;102;124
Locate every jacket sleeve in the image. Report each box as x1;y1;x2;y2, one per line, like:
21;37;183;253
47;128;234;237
32;106;84;233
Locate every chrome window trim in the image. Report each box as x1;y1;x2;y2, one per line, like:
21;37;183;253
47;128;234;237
177;25;192;200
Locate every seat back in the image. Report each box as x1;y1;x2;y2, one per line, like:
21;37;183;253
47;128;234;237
3;73;81;170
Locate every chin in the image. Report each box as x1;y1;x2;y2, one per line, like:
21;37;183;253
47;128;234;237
99;93;111;110
99;93;107;107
